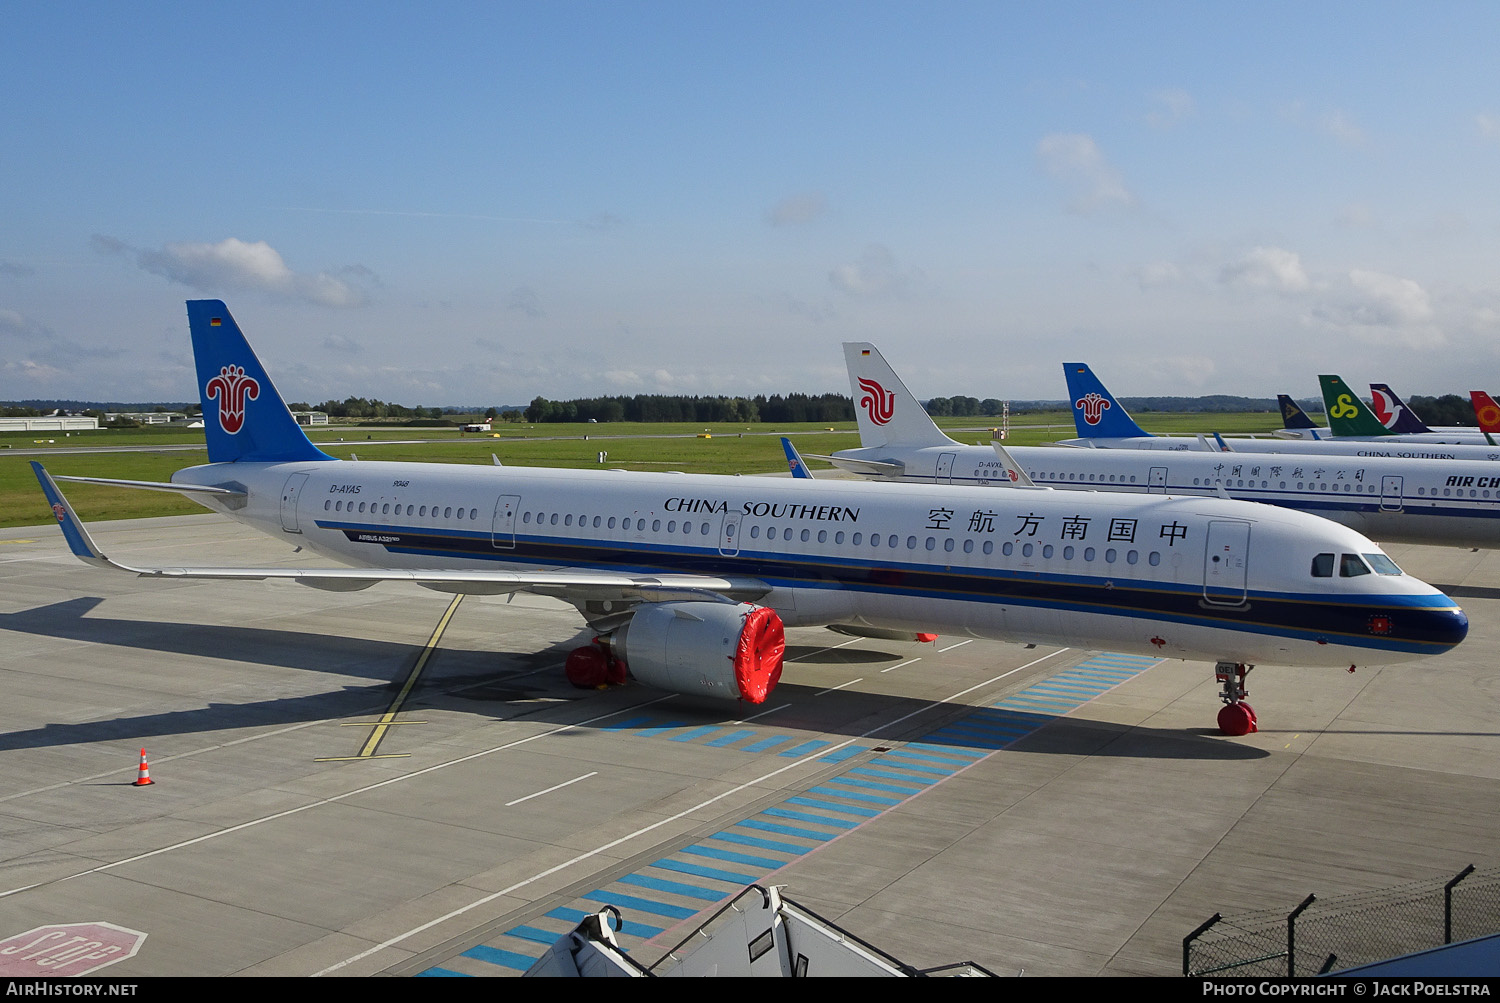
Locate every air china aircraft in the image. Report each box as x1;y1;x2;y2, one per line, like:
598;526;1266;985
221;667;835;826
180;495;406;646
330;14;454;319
1059;364;1500;462
821;343;1500;551
32;303;1467;737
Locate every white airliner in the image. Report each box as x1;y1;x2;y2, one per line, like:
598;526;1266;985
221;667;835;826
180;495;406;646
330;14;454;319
826;344;1500;550
32;303;1467;737
1058;364;1500;462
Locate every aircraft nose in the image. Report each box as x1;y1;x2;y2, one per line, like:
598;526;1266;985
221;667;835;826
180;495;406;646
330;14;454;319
1430;604;1469;650
1404;600;1468;652
1364;596;1466;655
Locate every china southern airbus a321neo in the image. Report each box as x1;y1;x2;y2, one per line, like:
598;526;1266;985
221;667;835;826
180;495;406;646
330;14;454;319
33;302;1467;736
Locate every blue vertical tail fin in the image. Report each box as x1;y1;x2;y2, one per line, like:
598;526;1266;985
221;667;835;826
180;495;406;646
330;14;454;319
187;300;332;463
1277;394;1322;431
1060;363;1150;438
780;438;814;479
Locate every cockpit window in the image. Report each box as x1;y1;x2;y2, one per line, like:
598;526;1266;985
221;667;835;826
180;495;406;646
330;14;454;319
1363;553;1403;576
1339;553;1371;577
1311;553;1334;578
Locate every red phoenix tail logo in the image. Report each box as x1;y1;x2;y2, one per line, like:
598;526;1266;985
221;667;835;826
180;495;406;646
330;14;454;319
206;364;260;435
857;377;896;426
1074;392;1111;425
1371;389;1401;429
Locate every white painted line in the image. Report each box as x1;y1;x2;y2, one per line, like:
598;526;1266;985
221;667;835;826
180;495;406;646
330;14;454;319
0;693;681;902
506;772;597;807
785;637;860;662
738;703;792;723
879;658;922;674
814;677;863;696
937;639;974;653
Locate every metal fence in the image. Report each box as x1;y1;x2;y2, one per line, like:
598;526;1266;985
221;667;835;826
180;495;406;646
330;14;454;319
1185;865;1500;977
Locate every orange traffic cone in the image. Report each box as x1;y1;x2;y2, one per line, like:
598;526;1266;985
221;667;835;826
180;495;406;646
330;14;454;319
132;748;154;786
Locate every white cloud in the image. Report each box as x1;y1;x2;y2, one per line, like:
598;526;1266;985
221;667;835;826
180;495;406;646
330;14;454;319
505;285;544;318
765;192;828;226
829;244;916;297
1335;203;1375;228
1162;355;1216;386
1132;261;1184;289
94;235;374;307
1219;246;1310;292
2;358;64;384
1345;269;1432;325
1036;133;1135;213
1146;89;1194;129
323;333;362;354
0;308;46;338
1322;110;1366;146
1476;113;1500;140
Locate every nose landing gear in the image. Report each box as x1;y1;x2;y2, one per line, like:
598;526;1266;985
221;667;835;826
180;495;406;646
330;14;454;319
1213;661;1257;736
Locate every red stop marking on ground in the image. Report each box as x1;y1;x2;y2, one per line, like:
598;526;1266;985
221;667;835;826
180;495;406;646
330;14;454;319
0;922;146;976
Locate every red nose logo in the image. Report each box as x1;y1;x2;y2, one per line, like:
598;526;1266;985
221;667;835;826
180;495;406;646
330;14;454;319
206;364;260;435
1075;392;1111;425
857;377;896;426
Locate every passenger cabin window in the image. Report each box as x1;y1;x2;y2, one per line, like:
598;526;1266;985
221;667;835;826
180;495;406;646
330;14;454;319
1339;554;1371;577
1311;553;1334;578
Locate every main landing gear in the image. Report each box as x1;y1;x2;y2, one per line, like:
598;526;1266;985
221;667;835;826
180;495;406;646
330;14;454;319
1214;661;1257;736
565;638;627;690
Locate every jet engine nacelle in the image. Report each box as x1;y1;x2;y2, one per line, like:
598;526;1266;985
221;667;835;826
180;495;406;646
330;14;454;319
614;601;786;703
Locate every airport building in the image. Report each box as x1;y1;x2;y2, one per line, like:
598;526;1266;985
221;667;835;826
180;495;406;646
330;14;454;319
0;415;99;431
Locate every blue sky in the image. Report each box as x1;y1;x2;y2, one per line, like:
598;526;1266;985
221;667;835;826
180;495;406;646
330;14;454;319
4;2;1500;407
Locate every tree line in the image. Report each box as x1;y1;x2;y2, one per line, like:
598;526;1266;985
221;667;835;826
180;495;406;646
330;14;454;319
523;393;855;424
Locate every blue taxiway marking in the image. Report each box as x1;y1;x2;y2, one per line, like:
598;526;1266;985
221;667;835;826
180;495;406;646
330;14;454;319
418;650;1159;976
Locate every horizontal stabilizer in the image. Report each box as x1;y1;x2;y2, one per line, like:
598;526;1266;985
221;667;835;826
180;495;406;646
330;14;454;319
803;453;905;476
51;474;246;500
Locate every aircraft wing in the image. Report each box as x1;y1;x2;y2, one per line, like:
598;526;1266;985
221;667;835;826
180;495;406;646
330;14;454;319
32;463;770;603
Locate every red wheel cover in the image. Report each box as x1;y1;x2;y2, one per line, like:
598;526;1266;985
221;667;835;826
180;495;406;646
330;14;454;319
1216;703;1257;737
733;607;786;703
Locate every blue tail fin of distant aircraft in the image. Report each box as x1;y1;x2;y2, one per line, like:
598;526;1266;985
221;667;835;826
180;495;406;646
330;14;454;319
780;438;814;479
187;300;333;464
1370;384;1433;434
1277;394;1323;431
1061;363;1151;438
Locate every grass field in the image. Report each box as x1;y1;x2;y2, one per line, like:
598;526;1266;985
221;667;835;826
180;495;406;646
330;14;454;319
5;411;1294;530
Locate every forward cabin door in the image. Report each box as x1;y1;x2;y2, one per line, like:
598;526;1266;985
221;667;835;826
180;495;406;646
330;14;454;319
1202;520;1250;605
